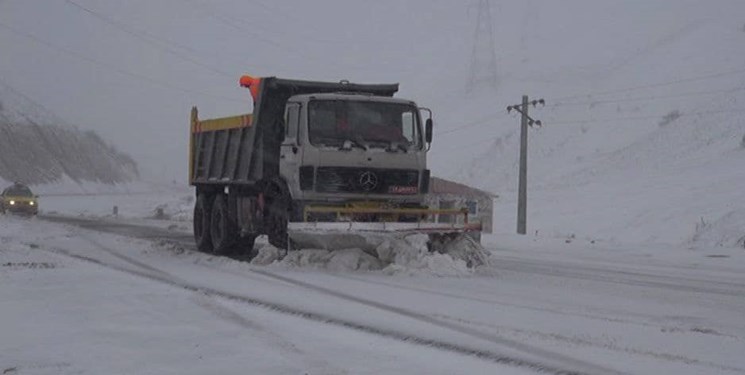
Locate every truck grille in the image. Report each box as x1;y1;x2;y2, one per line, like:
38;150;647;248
315;167;419;194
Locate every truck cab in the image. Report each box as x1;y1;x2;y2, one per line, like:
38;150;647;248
279;92;431;219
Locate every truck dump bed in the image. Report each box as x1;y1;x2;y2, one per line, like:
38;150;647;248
189;76;399;185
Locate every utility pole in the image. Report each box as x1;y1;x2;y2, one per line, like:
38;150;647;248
507;96;544;235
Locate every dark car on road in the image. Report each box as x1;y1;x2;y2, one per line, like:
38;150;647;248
1;183;38;215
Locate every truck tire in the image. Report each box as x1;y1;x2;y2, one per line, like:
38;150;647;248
266;196;289;250
193;193;213;252
210;194;237;254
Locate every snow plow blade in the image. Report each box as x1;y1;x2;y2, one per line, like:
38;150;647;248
284;206;487;267
288;222;482;250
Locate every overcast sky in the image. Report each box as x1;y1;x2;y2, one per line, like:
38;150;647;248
1;0;742;182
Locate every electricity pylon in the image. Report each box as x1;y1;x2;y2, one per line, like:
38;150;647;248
466;0;498;94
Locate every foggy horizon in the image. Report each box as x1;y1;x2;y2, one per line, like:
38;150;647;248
1;0;743;183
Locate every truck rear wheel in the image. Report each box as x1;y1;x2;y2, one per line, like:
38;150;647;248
194;193;213;252
210;194;237;254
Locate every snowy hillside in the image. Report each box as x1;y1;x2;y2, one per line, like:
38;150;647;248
0;85;139;186
426;2;745;247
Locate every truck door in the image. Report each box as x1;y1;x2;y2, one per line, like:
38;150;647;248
280;102;302;192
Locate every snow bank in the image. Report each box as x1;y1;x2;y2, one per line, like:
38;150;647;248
254;233;489;277
255;248;383;272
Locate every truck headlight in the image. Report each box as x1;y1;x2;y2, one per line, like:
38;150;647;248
9;200;15;205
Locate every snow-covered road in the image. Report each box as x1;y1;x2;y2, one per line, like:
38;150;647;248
2;215;744;374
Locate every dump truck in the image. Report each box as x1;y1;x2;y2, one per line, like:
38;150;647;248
189;75;481;259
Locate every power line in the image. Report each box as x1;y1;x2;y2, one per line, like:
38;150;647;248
178;0;283;48
67;1;204;58
67;0;296;81
0;76;70;126
438;84;745;137
437;109;509;135
549;86;745;108
178;0;333;72
180;0;340;46
68;0;327;81
550;67;745;102
178;0;421;75
438;107;745;151
0;22;246;103
63;0;234;78
549;108;745;125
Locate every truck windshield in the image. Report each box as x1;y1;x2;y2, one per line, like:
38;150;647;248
308;100;421;150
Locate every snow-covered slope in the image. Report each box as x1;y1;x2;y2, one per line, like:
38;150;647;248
427;2;745;247
0;84;139;186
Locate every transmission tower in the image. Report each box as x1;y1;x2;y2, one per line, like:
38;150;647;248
466;0;498;94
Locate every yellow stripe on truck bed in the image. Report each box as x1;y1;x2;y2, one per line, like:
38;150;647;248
194;114;252;133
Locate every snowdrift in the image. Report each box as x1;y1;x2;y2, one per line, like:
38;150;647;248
253;233;490;276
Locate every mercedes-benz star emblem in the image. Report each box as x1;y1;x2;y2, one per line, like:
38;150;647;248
358;171;379;191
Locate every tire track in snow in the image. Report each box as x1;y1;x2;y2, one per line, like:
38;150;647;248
494;256;745;297
32;230;342;374
433;314;745;374
332;272;743;333
320;273;695;331
39;216;623;375
250;268;624;375
190;293;345;375
163;241;738;372
44;245;616;375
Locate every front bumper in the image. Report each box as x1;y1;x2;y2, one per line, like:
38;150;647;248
4;204;38;215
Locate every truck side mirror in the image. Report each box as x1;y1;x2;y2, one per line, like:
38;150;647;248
425;118;433;144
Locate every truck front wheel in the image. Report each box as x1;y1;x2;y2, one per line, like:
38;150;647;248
193;193;213;252
266;196;289;250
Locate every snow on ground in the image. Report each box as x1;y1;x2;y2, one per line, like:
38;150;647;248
488;150;745;248
3;180;744;375
0;217;526;375
2;209;744;374
33;180;194;220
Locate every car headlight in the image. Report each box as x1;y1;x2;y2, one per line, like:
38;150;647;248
9;200;15;205
29;201;35;206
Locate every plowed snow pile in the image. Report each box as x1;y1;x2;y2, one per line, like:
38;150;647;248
252;234;489;276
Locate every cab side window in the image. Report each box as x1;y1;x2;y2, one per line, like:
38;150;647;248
285;102;300;142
